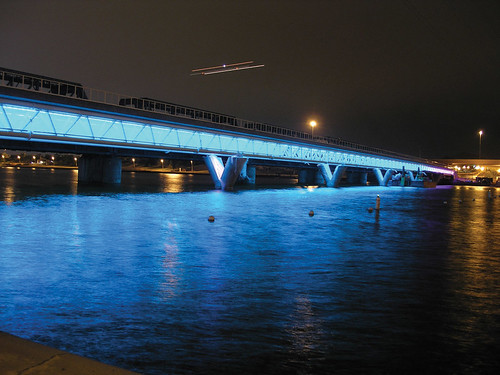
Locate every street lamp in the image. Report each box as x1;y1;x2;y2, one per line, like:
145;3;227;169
132;158;136;168
478;130;483;159
309;120;317;139
160;159;164;169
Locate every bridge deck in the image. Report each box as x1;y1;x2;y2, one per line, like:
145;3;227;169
0;67;453;176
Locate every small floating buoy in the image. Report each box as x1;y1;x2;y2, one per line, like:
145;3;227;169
309;210;314;217
208;215;215;222
375;195;381;211
367;207;373;213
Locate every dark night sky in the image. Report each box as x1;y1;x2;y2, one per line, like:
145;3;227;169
1;0;499;159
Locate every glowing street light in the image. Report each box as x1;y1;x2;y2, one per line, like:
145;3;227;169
74;157;78;166
478;130;483;159
309;120;317;139
160;159;164;169
132;158;136;168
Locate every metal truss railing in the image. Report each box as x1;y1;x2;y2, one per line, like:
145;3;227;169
0;103;454;175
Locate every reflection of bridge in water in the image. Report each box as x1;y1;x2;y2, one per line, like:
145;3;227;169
0;67;453;190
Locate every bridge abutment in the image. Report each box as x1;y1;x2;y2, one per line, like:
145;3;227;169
78;155;122;184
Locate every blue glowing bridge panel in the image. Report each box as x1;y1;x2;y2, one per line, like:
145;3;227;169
0;102;453;175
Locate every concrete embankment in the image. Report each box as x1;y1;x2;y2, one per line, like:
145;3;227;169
0;331;139;375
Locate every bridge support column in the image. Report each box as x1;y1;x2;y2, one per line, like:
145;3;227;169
78;155;122;184
298;169;316;185
360;172;368;186
315;170;325;185
238;160;256;185
373;168;394;186
318;164;346;187
204;155;248;190
346;171;357;185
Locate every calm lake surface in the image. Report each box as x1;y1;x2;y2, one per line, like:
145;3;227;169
1;167;499;374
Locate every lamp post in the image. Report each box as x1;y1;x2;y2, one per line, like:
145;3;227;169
160;159;164;169
132;158;136;168
309;120;317;139
478;130;483;159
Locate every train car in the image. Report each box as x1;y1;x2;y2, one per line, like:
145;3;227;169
0;67;87;99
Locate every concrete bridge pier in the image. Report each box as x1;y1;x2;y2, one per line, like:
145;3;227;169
346;170;369;185
298;168;325;185
78;155;122;184
318;164;346;187
360;171;368;186
298;168;316;185
238;160;256;185
373;168;394;186
204;154;248;190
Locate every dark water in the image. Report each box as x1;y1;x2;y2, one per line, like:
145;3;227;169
1;167;500;374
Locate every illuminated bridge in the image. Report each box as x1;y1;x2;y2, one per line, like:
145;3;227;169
0;67;453;190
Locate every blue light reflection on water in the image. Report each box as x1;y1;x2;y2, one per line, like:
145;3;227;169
1;168;500;374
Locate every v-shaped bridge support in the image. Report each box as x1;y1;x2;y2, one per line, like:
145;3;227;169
373;168;394;186
318;164;347;187
204;155;249;190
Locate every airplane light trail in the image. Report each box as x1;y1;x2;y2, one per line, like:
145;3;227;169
191;61;264;76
